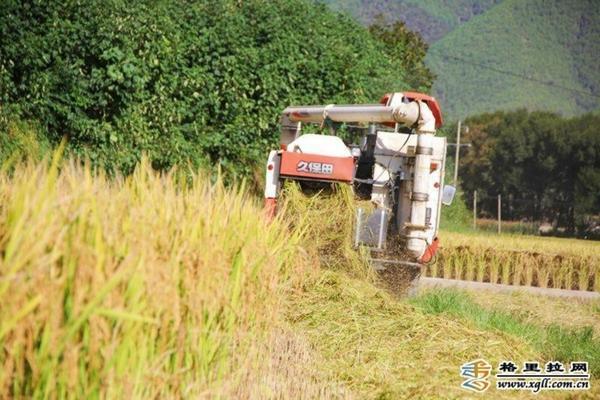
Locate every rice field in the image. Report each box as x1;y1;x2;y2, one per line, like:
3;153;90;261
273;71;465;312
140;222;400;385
2;157;599;399
475;218;539;235
425;230;600;292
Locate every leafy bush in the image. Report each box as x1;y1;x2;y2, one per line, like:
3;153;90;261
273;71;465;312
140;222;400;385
440;189;472;230
369;18;434;91
0;0;414;175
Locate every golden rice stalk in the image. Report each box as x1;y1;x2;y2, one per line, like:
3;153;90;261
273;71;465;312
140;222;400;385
0;157;308;398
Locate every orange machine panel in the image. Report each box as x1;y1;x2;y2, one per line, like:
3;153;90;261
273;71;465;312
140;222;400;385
279;151;355;182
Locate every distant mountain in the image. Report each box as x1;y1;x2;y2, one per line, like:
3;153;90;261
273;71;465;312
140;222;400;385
323;0;600;121
321;0;501;42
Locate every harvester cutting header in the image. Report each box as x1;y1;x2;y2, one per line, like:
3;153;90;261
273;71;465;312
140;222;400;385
265;92;454;267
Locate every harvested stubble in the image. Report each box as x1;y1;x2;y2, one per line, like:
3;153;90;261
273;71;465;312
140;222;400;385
425;231;600;292
0;157;328;398
288;270;547;400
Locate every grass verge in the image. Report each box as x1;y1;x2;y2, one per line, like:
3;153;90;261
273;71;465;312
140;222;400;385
467;289;600;332
411;289;600;377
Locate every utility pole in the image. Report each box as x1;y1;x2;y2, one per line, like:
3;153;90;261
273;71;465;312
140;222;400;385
497;194;502;234
453;120;461;185
473;190;477;230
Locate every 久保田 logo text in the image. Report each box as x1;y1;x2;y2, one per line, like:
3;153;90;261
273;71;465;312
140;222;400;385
297;161;334;175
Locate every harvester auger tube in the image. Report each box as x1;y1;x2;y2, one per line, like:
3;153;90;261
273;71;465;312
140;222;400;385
264;92;448;265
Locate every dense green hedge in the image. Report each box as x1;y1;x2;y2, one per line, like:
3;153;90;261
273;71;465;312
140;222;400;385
0;0;414;174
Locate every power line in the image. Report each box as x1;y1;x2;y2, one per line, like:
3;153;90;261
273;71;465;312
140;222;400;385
428;50;600;99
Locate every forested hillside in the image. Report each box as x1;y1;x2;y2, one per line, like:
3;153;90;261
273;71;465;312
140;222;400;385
427;0;600;119
0;0;428;174
325;0;600;121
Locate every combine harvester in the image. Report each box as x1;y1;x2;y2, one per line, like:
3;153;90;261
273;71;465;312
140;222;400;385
264;92;455;277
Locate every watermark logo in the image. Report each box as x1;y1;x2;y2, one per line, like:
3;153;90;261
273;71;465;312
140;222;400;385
496;360;590;393
460;359;492;392
460;359;590;394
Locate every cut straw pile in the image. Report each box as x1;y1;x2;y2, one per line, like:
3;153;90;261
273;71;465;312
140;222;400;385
288;271;544;399
280;185;552;399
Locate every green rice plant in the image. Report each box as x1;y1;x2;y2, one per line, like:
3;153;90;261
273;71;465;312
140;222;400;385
463;250;476;281
453;249;466;280
475;253;488;283
576;262;591;291
512;252;526;286
530;253;544;288
561;258;575;290
426;257;438;278
536;259;551;289
522;258;535;287
499;254;512;285
488;256;500;284
440;246;463;279
443;253;454;279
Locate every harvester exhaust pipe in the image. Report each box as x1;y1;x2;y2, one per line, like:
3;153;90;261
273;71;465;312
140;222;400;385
406;103;436;259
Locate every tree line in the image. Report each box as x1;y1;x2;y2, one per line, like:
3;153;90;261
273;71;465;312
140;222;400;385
0;0;430;175
454;110;600;235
